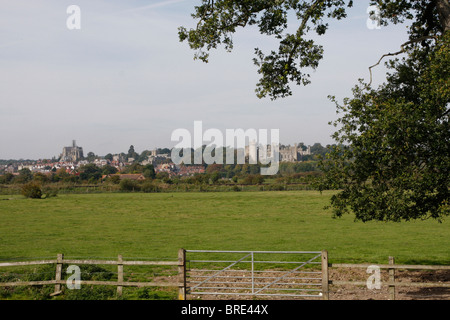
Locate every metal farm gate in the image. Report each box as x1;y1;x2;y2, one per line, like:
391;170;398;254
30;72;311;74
185;250;329;299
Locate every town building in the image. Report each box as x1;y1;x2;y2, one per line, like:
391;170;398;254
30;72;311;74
245;142;311;163
59;140;84;162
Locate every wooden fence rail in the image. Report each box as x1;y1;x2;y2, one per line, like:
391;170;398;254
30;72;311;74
1;250;449;300
324;252;450;300
0;250;187;299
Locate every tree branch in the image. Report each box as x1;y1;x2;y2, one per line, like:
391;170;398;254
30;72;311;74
287;0;324;66
440;106;450;119
368;36;438;86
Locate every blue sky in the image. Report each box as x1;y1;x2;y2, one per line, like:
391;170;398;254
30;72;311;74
0;0;411;159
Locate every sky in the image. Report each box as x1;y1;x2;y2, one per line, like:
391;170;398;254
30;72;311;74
0;0;412;160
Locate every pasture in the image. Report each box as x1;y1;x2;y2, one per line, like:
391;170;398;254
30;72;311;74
0;190;448;265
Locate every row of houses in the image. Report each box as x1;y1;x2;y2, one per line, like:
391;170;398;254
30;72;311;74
4;160;128;175
2;159;206;179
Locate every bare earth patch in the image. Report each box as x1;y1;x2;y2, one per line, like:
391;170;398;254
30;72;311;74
186;269;449;300
329;269;449;300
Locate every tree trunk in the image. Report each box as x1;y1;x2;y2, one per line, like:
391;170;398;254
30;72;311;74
436;0;450;32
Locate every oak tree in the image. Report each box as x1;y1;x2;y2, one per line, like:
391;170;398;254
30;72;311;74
179;0;449;99
319;33;449;222
180;1;449;221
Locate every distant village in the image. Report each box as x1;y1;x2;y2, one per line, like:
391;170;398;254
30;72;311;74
0;140;321;178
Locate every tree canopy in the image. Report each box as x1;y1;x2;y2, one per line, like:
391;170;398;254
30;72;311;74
179;0;449;99
319;33;449;222
180;1;449;222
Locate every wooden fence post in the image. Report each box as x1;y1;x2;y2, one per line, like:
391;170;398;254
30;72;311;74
117;254;123;297
321;250;329;300
54;253;63;294
389;256;396;300
178;248;186;300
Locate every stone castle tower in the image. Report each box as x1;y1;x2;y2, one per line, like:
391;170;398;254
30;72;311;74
59;140;84;162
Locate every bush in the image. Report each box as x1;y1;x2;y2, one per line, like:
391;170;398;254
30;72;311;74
119;179;140;192
21;182;43;199
42;186;58;198
242;174;265;185
109;175;121;184
268;184;285;191
232;185;241;192
140;181;161;193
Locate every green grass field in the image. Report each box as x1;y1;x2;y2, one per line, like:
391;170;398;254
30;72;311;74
0;191;448;265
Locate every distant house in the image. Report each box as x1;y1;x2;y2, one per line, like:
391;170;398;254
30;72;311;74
103;174;146;181
94;159;108;167
178;165;206;176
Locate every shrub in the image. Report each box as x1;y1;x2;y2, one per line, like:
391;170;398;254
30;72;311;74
140;181;161;193
232;185;241;192
21;182;42;199
109;175;121;184
119;179;140;192
42;186;58;198
242;174;265;185
268;184;285;191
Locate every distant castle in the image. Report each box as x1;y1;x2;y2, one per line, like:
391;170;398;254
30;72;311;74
59;140;83;162
141;148;171;166
245;142;311;163
279;144;311;162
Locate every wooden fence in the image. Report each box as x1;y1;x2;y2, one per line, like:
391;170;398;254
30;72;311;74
324;251;450;300
0;250;187;300
0;250;448;300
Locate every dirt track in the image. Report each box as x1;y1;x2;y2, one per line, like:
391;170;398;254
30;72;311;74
187;269;449;300
329;268;449;300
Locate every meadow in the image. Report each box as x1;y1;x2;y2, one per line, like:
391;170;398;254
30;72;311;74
0;190;448;265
